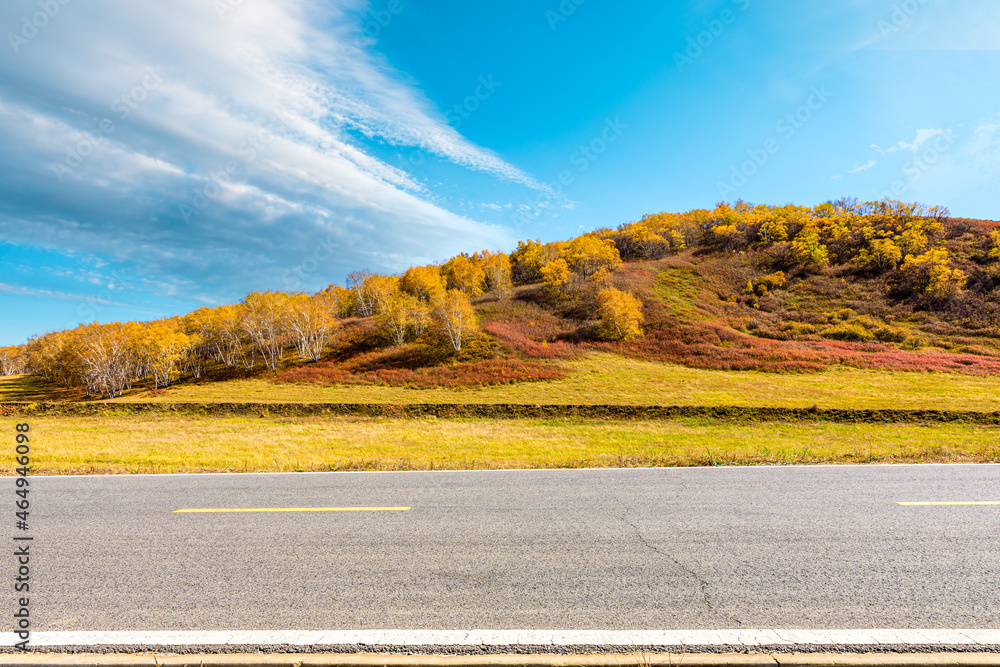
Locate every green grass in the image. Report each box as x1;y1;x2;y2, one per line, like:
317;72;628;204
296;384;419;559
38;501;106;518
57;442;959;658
653;268;702;320
3;415;997;475
5;352;990;411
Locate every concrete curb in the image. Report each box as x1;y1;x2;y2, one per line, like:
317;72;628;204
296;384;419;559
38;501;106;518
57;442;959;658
3;654;1000;667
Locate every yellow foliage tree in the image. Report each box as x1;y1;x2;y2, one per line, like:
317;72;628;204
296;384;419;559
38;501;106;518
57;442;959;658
791;227;830;268
900;249;967;300
511;239;564;283
400;265;446;302
286;292;341;361
431;289;477;352
480;250;513;300
362;274;401;316
563;234;621;280
857;238;903;271
381;292;419;345
318;284;355;318
989;229;1000;260
758;216;789;244
134;320;190;389
596;288;644;341
444;255;485;296
240;291;291;371
540;258;572;294
0;345;25;375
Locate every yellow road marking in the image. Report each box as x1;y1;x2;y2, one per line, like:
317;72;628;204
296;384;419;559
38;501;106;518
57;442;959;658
173;507;411;513
895;501;1000;506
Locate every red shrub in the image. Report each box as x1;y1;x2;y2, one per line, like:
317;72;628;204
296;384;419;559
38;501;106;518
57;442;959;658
478;299;581;359
276;358;565;389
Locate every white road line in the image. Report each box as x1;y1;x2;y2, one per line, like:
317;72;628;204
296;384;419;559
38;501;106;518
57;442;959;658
20;462;1000;479
2;630;1000;647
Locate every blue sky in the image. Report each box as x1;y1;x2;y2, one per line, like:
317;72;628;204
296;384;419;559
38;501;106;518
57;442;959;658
1;0;999;344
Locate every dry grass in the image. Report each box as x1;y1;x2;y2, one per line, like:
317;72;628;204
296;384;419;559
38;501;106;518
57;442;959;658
6;352;991;411
3;415;998;475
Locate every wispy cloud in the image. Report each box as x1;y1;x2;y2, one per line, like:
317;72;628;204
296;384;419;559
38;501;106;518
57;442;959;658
0;0;540;303
0;282;133;308
873;129;947;154
848;159;876;173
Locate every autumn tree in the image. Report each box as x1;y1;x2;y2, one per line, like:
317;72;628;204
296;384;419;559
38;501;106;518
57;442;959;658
563;234;621;280
857;238;903;272
510;240;562;284
989;229;1000;260
899;249;967;301
410;299;431;337
186;305;254;370
74;322;136;398
540;258;571;295
318;284;354;318
480;250;513;300
133;320;190;389
361;274;401;316
596;288;644;341
347;270;375;316
791;227;830;269
758;216;789;244
25;331;75;387
432;289;477;352
240;291;290;371
444;254;485;296
286;292;341;361
400;265;446;302
381;291;419;345
0;346;25;375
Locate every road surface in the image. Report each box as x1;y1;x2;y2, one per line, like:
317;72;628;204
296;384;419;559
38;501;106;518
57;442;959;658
17;465;1000;632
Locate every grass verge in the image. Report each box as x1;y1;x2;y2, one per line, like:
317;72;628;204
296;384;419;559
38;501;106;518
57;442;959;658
4;415;998;475
29;352;998;412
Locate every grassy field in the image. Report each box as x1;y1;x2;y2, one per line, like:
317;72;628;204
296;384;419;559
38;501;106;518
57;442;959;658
4;415;998;475
1;353;993;411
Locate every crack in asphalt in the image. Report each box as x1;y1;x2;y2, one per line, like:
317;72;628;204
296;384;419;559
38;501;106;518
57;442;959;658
612;493;743;628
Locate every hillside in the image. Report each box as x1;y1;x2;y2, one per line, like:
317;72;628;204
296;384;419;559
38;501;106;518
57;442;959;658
3;198;1000;404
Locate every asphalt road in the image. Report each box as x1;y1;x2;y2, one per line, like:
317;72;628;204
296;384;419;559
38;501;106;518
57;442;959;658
17;465;1000;631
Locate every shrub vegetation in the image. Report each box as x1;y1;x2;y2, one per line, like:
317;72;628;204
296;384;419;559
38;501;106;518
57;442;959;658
6;198;1000;399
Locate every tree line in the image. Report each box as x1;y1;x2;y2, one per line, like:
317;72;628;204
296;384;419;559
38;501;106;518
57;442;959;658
5;197;994;393
1;242;643;394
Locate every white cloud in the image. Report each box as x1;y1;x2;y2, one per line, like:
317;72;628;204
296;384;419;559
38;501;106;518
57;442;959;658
848;160;877;173
897;129;945;152
0;282;133;308
0;0;537;301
